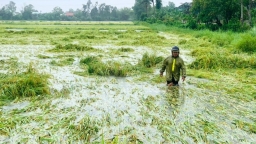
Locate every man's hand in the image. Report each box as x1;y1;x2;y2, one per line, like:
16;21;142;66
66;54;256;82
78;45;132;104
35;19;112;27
167;83;173;87
182;76;186;82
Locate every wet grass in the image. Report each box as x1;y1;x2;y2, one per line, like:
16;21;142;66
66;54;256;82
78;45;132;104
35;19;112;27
80;56;132;77
0;64;50;106
50;58;74;66
49;44;95;52
79;53;163;77
117;47;134;52
0;22;256;143
68;115;101;142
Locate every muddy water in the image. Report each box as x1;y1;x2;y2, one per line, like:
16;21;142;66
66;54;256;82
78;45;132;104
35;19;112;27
0;38;256;143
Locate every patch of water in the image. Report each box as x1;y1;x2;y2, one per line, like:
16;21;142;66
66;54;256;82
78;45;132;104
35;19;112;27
2;101;30;112
99;30;109;32
117;30;127;32
5;29;26;32
1;37;255;143
135;30;144;32
93;45;155;65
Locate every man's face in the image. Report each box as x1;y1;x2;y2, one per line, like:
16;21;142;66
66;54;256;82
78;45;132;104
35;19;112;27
172;51;179;57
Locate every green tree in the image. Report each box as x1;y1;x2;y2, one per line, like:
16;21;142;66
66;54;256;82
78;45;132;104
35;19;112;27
52;7;63;20
0;7;6;20
21;4;35;20
119;8;133;20
110;7;118;20
243;0;255;26
74;9;84;20
90;2;99;20
83;0;92;20
156;0;162;10
167;1;175;9
98;3;105;20
133;0;152;20
5;1;16;20
191;0;239;26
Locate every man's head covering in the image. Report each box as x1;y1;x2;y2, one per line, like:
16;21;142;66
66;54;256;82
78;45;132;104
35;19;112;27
171;46;179;52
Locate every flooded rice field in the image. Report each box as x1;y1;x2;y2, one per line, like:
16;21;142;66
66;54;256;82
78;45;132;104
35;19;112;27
0;22;255;143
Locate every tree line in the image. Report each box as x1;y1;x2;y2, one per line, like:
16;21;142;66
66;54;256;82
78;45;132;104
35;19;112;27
1;0;255;31
133;0;256;31
0;0;134;21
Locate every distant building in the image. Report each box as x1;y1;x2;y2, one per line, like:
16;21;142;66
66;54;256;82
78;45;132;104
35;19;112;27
65;12;74;17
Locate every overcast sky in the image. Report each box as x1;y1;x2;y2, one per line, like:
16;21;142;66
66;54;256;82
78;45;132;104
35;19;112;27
1;0;192;13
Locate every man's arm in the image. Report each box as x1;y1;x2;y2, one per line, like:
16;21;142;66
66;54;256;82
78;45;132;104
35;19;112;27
160;57;168;76
181;59;186;81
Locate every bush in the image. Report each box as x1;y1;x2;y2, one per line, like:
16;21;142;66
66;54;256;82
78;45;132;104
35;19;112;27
187;19;198;29
221;19;251;32
235;34;256;54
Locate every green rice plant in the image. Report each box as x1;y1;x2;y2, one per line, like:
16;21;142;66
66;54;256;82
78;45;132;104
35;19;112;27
89;62;132;77
117;47;134;52
49;44;95;52
0;57;18;70
62;37;71;41
80;56;99;65
117;33;133;39
211;32;234;47
80;56;132;77
0;116;16;135
108;62;132;77
235;34;256;53
37;54;51;59
234;120;256;133
79;34;96;39
50;58;74;66
197;120;220;135
0;113;41;137
151;75;166;83
189;48;256;69
49;60;58;65
68;115;101;142
178;39;187;45
140;53;163;68
132;35;167;46
0;65;49;106
59;57;74;66
187;69;216;80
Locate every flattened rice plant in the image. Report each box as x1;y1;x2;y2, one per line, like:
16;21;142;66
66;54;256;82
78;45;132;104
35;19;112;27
50;44;95;52
68;115;101;142
0;64;49;105
117;47;134;52
50;58;74;66
80;56;132;77
189;48;256;69
140;53;163;68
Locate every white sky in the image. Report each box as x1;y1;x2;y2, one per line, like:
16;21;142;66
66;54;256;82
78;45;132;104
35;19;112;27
1;0;192;13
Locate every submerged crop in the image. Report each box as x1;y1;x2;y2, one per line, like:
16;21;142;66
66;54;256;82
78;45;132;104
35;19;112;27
0;21;255;143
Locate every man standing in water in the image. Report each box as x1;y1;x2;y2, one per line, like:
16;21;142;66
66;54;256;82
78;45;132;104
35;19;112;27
160;46;186;86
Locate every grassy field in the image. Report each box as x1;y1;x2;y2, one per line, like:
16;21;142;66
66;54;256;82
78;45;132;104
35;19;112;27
0;21;255;143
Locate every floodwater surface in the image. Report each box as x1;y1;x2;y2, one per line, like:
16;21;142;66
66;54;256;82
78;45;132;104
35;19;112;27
0;28;255;143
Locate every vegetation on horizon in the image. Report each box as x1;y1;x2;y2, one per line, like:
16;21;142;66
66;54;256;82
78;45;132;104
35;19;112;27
1;0;255;32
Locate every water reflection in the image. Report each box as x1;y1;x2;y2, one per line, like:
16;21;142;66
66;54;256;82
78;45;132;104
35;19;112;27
166;86;185;113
